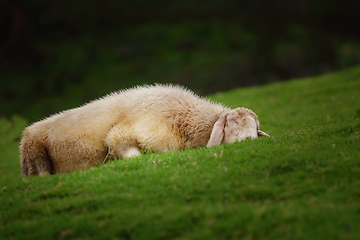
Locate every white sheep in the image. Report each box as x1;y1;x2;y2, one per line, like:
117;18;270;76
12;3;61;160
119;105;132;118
20;84;269;176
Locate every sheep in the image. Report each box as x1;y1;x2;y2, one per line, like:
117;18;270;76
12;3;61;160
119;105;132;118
20;84;270;176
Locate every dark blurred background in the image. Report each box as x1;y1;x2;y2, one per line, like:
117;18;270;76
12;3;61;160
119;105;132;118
1;0;360;121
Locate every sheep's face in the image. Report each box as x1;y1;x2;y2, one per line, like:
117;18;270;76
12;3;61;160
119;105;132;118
207;108;270;147
223;109;258;143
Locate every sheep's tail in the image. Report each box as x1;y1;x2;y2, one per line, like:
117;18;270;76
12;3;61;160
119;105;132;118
20;131;53;177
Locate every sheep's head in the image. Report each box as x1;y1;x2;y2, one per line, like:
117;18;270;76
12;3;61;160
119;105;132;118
207;107;270;147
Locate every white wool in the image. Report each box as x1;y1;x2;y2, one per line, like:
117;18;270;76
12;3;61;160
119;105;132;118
20;84;268;176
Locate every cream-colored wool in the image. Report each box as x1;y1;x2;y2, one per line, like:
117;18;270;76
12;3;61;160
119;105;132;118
20;84;269;176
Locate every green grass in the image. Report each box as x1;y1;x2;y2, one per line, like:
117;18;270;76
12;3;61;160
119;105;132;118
1;66;360;239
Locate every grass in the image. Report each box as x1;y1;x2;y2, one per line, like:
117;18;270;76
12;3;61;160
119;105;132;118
1;66;360;239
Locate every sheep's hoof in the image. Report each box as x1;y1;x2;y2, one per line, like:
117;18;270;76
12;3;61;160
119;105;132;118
123;147;141;158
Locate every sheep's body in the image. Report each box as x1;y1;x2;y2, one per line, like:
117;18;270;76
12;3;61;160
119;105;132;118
20;85;230;176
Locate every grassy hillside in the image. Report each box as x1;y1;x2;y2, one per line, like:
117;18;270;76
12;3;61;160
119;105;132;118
1;66;360;239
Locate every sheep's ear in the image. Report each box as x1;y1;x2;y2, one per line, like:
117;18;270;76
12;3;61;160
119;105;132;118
258;130;270;137
207;115;226;147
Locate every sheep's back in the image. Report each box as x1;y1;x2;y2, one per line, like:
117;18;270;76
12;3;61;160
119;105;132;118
109;85;227;149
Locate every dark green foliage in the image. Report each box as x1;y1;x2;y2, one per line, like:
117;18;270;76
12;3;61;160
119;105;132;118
2;17;360;121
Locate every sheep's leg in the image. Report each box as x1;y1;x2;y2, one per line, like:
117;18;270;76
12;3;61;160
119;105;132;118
106;141;141;160
20;135;53;176
104;124;141;160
